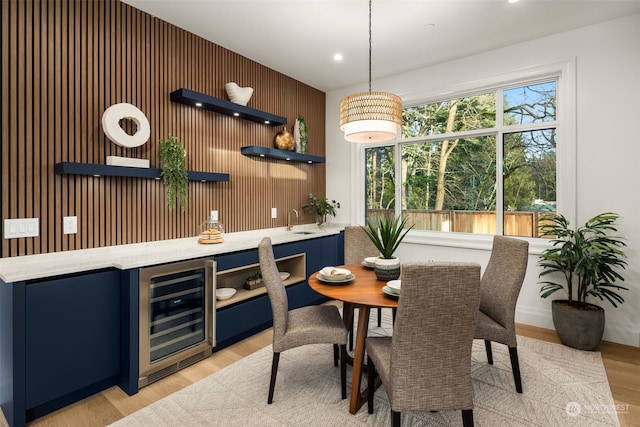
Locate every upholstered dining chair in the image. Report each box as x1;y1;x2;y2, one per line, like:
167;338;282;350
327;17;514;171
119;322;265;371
344;225;384;344
474;235;529;393
258;237;348;404
366;262;481;427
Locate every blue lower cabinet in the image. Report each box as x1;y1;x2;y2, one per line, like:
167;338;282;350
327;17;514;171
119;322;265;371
24;270;121;421
216;296;271;347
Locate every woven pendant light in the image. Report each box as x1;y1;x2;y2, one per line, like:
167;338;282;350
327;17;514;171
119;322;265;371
339;0;402;143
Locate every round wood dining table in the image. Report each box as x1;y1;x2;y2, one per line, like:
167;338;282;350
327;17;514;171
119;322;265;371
308;263;398;415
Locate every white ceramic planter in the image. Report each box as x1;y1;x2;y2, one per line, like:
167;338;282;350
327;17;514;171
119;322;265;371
374;257;400;281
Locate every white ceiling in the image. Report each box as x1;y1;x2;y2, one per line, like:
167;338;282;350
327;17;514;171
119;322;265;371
123;0;640;92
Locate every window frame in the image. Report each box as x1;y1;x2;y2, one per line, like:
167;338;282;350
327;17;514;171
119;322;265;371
353;58;576;252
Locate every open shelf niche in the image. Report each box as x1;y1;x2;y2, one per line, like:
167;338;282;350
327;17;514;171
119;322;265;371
215;253;305;309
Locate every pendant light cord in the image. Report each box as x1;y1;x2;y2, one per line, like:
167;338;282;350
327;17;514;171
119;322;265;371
368;0;372;93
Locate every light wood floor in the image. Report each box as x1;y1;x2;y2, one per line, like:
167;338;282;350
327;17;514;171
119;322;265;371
2;304;638;427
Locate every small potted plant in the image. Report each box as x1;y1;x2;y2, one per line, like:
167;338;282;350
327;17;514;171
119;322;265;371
538;212;628;350
158;134;189;210
361;215;413;281
244;271;263;290
302;193;340;225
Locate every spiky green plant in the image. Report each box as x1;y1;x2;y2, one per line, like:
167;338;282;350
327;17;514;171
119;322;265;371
361;215;413;259
538;212;628;308
158;134;188;210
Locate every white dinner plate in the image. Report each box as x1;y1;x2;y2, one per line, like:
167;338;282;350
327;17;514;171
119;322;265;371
363;257;377;267
317;273;355;284
387;280;401;292
382;286;399;298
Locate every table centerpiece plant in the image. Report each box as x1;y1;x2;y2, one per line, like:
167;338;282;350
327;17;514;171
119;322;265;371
361;215;413;281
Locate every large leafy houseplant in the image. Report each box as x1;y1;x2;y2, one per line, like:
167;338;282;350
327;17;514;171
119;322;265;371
537;212;628;350
361;215;413;259
158;134;189;210
302;193;340;225
538;212;628;307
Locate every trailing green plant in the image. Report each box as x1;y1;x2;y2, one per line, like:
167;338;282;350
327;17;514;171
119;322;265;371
158;134;188;210
301;193;340;225
538;212;628;308
361;215;413;259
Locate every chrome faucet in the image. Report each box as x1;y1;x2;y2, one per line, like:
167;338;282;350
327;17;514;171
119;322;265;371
287;209;298;231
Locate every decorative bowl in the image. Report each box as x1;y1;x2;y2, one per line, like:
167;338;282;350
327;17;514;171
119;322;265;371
216;288;237;300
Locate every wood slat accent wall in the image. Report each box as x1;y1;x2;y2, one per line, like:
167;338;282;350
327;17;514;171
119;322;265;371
1;0;327;258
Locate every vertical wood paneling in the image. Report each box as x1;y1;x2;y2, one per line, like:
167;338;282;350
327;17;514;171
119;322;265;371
1;0;327;258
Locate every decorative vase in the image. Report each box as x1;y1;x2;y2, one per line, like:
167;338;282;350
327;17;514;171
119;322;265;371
316;214;327;226
224;82;253;106
374;257;401;281
551;299;605;351
274;126;295;151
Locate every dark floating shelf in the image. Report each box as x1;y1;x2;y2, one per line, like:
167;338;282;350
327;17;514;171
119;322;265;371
240;146;325;164
170;88;287;127
54;162;230;182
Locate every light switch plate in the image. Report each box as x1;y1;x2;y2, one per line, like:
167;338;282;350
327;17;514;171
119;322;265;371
63;216;78;235
4;218;39;239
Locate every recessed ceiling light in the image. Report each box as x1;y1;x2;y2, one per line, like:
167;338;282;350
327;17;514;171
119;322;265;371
508;0;521;3
333;53;343;61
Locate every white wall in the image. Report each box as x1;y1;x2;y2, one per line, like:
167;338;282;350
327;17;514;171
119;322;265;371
325;14;640;347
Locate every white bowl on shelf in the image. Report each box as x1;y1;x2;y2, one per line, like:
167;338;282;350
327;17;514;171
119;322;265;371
216;288;237;300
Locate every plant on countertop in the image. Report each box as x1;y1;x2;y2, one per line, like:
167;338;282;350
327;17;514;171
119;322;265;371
538;212;628;308
158;134;189;210
302;193;340;225
361;215;413;259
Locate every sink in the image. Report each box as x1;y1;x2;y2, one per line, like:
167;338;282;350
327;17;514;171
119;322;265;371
293;231;316;235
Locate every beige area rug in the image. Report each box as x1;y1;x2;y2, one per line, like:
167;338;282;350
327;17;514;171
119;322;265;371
111;310;619;426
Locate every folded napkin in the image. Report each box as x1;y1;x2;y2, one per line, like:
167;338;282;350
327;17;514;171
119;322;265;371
319;267;351;277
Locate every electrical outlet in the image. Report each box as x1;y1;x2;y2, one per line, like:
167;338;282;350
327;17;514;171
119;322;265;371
63;216;78;235
271;208;277;219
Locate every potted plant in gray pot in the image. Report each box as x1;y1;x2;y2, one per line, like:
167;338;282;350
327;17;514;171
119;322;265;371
538;212;628;350
361;215;413;281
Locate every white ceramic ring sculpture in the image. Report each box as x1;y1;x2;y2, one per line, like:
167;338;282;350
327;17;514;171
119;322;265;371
101;103;151;148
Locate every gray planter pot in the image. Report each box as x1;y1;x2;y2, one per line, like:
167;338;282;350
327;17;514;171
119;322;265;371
374;257;400;281
551;299;605;351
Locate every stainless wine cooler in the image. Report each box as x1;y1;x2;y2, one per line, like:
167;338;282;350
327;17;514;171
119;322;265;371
139;258;216;388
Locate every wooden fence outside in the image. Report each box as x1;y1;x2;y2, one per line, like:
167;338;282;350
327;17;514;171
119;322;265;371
367;209;554;238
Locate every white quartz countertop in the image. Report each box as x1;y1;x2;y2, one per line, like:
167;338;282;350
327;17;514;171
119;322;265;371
0;224;344;283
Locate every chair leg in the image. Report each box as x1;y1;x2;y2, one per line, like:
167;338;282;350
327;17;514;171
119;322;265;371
333;343;339;367
377;307;382;327
484;340;493;365
268;352;280;404
340;344;347;399
462;409;474;427
508;346;523;393
392;308;397;325
367;355;376;414
391;410;401;427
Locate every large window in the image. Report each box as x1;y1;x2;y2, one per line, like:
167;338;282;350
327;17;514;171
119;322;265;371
365;80;557;238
